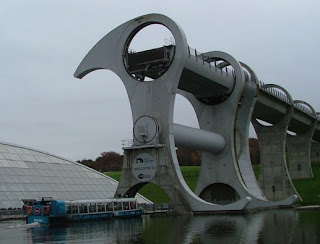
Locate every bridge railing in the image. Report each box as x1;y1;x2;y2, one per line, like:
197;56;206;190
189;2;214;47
186;45;318;121
179;45;317;120
187;46;235;78
138;203;172;214
293;103;314;117
122;139;133;148
258;81;317;118
0;209;25;220
258;81;291;104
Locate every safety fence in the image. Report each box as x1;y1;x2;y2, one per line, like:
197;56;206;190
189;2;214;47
187;46;235;78
258;80;316;118
138;203;172;214
0;209;25;220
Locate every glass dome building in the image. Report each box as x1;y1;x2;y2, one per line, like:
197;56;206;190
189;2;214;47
0;142;149;209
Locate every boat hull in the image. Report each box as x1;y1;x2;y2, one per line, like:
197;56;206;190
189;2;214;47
27;209;142;225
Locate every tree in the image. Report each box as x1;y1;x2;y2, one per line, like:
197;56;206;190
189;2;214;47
78;151;123;172
96;151;123;172
176;148;201;166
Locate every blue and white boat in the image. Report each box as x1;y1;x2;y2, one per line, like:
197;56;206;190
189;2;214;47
23;197;142;225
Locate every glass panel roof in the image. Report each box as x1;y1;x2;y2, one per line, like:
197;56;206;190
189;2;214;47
0;142;150;209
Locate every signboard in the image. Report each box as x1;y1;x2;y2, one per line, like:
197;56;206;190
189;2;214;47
132;153;156;182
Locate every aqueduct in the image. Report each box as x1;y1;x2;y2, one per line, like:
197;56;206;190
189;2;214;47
74;14;319;213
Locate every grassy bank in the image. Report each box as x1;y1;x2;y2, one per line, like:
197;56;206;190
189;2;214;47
106;165;320;205
106;166;201;203
292;165;320;205
252;164;320;206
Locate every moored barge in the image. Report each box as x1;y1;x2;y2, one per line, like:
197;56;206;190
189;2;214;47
23;197;142;225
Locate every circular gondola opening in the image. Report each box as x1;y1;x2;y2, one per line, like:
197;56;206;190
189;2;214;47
123;23;175;82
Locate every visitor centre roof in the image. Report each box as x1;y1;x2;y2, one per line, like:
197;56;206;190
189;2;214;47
0;141;150;209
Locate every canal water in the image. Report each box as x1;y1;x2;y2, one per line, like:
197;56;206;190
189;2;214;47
0;209;319;243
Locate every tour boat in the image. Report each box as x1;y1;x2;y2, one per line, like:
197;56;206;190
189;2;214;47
23;197;142;225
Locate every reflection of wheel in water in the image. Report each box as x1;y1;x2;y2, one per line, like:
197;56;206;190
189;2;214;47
206;220;237;238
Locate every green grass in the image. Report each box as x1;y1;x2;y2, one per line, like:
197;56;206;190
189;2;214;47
253;164;320;205
252;164;260;179
105;171;170;203
106;165;320;205
106;167;201;203
106;171;121;181
292;165;320;205
137;184;170;203
180;166;200;191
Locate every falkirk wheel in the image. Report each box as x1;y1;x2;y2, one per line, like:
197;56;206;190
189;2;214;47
74;14;298;214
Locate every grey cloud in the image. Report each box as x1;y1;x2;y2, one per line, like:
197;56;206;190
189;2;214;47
1;1;320;161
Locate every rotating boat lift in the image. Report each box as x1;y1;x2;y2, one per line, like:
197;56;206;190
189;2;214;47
74;14;298;213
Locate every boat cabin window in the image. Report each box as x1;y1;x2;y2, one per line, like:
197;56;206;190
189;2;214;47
113;202;123;211
123;202;129;210
64;199;138;215
130;201;136;210
106;202;113;212
79;204;88;214
67;205;72;214
97;203;105;212
89;203;96;213
71;205;78;214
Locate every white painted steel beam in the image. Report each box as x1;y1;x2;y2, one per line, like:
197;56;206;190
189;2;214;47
173;123;225;153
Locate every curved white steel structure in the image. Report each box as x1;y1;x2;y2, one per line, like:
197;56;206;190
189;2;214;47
74;14;319;213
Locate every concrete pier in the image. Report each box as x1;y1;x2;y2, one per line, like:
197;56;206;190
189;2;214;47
287;101;317;179
311;142;320;165
252;95;300;201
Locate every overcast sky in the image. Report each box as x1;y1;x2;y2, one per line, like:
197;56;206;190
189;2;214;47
1;1;320;161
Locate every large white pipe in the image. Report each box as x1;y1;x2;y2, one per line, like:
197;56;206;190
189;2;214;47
173;123;225;153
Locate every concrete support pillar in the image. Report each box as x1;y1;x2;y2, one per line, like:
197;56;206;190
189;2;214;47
234;72;297;208
311;142;320;165
226;66;298;208
287;101;317;179
252;108;300;201
287;128;315;179
115;146;192;214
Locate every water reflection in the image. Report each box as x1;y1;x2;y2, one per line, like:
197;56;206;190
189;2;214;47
28;218;143;243
12;210;320;243
258;210;297;243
